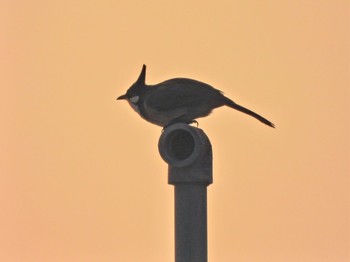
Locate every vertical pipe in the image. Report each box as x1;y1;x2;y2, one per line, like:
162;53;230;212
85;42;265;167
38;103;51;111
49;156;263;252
175;184;207;262
158;123;213;262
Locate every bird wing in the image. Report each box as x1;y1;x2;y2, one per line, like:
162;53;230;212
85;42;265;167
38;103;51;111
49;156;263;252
144;78;222;112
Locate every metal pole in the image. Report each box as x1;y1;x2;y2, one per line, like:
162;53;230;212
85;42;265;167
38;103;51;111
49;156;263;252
158;123;213;262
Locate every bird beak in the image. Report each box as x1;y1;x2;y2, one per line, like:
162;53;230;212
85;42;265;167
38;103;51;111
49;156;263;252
117;94;127;100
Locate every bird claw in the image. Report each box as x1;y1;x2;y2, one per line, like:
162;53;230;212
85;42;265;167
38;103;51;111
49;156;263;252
162;120;199;132
188;120;199;127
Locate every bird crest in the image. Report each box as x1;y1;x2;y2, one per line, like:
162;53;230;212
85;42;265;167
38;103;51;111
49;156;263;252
135;64;146;86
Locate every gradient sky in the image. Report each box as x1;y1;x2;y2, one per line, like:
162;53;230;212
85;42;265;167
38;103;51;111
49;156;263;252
1;1;349;261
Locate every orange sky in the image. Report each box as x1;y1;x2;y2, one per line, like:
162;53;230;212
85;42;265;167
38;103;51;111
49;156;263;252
1;1;349;261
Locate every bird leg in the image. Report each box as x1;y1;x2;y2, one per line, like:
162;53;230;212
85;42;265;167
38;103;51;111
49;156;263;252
187;120;199;127
162;119;199;132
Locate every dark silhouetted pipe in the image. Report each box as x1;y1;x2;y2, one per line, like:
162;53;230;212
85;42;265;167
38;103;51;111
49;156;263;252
159;123;213;262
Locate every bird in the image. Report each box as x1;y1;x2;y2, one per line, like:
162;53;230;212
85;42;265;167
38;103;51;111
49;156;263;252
117;65;275;128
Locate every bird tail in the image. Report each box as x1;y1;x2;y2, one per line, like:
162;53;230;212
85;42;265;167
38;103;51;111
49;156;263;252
223;97;275;128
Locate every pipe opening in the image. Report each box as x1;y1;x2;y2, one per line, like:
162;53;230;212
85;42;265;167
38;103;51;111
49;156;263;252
168;130;195;161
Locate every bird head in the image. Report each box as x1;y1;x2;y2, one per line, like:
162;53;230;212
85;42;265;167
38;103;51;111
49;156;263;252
117;64;147;102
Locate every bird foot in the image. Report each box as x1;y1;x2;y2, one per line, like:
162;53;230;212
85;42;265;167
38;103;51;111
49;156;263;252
162;120;199;132
187;120;199;127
